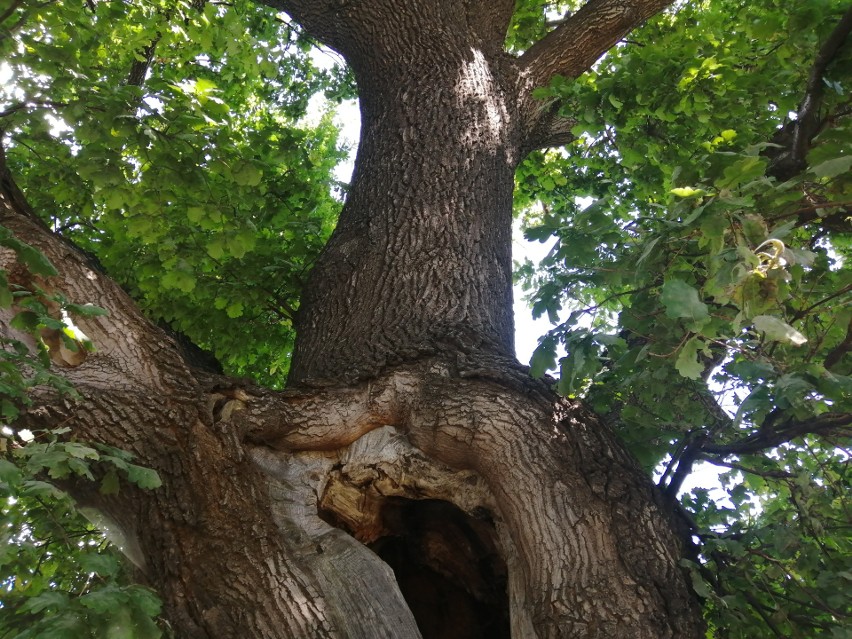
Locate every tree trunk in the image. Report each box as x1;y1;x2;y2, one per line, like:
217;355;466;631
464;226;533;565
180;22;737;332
2;0;705;637
288;5;523;385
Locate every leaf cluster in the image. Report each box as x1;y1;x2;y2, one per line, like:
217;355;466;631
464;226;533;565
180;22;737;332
1;438;163;639
1;0;347;386
517;0;851;635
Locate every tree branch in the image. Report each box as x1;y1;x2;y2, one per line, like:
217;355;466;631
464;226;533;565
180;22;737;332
824;314;852;370
0;138;193;395
694;457;795;480
662;432;708;498
700;412;852;457
0;0;55;42
519;0;673;91
766;6;852;181
0;0;23;26
0;100;70;120
517;0;673;149
126;38;161;87
126;2;209;88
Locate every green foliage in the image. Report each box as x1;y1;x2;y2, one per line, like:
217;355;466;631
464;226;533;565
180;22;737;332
1;0;347;386
0;233;164;636
1;431;164;639
687;445;851;638
518;0;851;635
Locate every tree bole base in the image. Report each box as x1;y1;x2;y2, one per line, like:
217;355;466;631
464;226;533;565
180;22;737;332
243;363;703;639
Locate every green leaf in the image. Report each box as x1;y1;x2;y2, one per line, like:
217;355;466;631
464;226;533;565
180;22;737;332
531;87;552;100
689;567;714;599
715;155;767;189
125;464;162;490
11;310;40;332
22;590;68;613
65;303;109;317
233;162;262;186
126;585;163;618
206;238;226;260
186;206;206;223
753;315;807;346
161;270;196;293
0;270;13;308
675;336;706;380
3;238;59;276
660;280;709;324
63;442;100;460
0;458;22;486
671;186;705;198
100;468;120;495
78;552;121;578
529;339;556;378
810;155;852;179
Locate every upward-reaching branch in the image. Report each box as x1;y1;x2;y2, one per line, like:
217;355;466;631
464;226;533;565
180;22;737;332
766;6;852;181
517;0;672;148
0;140;192;395
520;0;673;88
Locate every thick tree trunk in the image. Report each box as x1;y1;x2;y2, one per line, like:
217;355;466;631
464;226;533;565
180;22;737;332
288;5;523;385
2;144;702;639
2;0;706;636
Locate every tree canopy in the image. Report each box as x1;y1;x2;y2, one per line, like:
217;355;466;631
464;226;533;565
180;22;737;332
1;0;850;637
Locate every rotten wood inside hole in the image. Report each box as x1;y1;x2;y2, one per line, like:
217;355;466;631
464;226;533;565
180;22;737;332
320;497;510;639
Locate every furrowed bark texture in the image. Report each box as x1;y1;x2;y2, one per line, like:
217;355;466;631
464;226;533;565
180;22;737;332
272;0;678;385
283;2;524;385
2;0;706;636
1;156;420;638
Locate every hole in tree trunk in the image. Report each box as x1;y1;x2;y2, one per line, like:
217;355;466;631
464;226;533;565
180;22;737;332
321;498;510;639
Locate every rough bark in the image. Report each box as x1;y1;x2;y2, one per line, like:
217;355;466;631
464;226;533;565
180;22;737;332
2;0;706;637
276;1;525;385
261;0;676;385
1;165;421;638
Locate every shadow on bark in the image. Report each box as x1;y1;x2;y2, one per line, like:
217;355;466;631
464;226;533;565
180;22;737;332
321;497;511;639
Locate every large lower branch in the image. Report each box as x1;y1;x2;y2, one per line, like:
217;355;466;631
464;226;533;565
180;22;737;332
0;146;418;639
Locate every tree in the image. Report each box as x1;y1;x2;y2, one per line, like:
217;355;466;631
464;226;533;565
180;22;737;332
0;1;849;638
